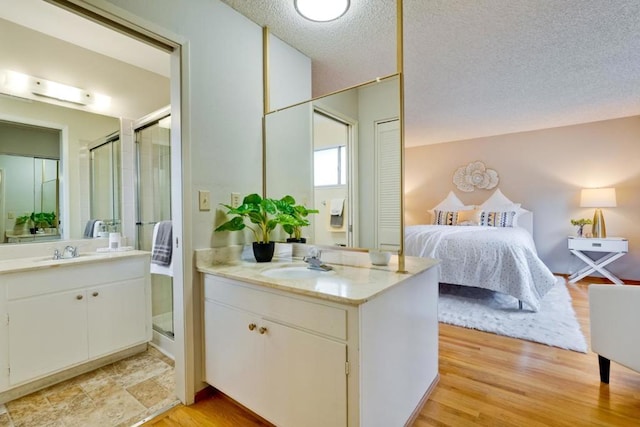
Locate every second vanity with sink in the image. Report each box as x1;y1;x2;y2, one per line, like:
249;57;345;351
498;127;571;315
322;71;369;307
197;248;440;427
0;247;151;403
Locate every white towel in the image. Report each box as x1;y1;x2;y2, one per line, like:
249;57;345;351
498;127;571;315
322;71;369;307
84;219;97;238
150;221;173;277
329;198;344;215
92;221;105;238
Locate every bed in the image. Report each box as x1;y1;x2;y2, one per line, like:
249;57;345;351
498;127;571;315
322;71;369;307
405;191;557;312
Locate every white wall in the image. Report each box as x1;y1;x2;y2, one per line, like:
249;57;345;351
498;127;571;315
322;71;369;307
104;0;266;249
405;115;640;281
268;33;312;111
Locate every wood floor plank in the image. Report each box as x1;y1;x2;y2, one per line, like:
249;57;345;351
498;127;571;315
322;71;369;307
144;280;640;426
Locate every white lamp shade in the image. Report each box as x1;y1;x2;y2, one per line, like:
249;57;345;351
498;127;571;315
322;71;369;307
295;0;350;22
580;188;617;208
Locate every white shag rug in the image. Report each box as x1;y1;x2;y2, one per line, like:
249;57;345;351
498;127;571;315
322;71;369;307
438;277;588;353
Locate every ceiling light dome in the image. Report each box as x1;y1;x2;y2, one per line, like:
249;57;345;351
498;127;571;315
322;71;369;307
295;0;350;22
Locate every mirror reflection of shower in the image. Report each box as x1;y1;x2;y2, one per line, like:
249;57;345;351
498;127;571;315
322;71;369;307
89;133;121;234
134;107;173;355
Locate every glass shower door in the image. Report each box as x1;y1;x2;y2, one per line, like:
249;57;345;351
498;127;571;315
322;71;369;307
135;118;173;339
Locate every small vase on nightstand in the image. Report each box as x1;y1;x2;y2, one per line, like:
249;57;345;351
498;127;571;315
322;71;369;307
577;225;584;238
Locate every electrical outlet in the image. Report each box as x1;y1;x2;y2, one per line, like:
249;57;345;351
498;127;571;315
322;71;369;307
231;192;241;208
198;190;211;211
7;212;14;219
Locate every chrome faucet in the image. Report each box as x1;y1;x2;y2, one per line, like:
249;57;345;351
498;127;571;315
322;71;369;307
62;245;78;259
303;247;333;271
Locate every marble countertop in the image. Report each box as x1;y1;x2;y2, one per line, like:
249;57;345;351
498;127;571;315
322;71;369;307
0;250;150;274
197;255;439;305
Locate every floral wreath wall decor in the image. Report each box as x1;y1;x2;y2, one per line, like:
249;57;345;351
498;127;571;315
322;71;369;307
453;161;499;192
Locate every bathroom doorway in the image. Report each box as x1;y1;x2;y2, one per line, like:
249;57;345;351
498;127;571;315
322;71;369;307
312;110;355;247
134;108;174;357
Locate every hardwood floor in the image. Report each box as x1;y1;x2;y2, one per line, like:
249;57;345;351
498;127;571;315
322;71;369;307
144;280;640;427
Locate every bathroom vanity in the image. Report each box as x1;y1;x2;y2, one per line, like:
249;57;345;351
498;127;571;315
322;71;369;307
197;254;440;427
0;251;151;403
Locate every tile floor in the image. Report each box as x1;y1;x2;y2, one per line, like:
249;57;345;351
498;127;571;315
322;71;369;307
0;346;177;427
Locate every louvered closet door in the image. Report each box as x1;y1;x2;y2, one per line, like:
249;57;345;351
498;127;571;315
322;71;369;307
376;119;401;250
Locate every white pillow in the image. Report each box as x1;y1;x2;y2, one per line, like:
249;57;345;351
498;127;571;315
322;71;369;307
428;191;473;223
478;188;520;211
478;188;526;226
429;191;472;213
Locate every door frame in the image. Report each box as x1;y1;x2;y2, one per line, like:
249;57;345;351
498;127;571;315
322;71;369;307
312;106;358;247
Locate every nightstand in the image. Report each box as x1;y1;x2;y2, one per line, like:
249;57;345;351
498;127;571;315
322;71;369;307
568;237;628;285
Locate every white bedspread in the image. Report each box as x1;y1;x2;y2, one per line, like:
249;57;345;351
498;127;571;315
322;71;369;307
405;225;557;311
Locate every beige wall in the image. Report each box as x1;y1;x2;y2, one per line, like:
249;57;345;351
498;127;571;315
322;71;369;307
406;115;640;281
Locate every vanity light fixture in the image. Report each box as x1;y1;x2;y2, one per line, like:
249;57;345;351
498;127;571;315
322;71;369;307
294;0;350;22
0;70;111;109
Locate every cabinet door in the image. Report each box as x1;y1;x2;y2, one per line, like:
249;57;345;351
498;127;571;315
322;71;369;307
204;301;266;416
8;290;88;385
263;319;347;427
87;278;148;359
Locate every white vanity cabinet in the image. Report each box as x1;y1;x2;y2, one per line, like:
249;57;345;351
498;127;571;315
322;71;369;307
202;262;439;427
0;254;151;396
204;276;348;427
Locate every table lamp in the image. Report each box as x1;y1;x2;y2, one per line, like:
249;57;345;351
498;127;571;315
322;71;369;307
580;188;617;238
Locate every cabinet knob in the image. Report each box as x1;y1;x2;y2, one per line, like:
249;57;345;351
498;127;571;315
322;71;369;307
258;326;268;335
76;295;83;300
92;292;99;297
248;323;256;331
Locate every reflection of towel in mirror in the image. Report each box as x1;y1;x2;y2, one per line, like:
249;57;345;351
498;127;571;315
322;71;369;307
92;221;105;238
151;221;173;266
84;219;97;237
330;198;344;228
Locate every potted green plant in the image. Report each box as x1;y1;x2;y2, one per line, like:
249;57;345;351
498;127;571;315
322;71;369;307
215;193;282;262
13;214;32;235
275;195;318;243
570;218;592;237
31;212;56;229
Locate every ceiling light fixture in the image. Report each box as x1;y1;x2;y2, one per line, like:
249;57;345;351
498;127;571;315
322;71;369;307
294;0;350;22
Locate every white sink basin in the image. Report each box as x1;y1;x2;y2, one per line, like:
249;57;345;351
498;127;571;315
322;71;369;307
261;266;334;279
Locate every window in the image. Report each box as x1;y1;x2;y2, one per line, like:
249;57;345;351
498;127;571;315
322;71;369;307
314;146;346;186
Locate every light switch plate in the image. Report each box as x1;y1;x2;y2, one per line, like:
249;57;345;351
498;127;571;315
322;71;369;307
231;192;241;208
198;190;211;211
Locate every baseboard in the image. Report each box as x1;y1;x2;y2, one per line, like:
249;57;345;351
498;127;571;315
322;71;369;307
404;374;440;426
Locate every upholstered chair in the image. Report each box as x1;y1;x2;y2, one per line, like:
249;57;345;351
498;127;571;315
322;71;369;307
589;284;640;383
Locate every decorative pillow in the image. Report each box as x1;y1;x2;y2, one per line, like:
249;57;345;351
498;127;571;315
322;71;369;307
457;209;483;225
478;188;526;226
433;210;458;225
429;191;473;223
480;211;516;227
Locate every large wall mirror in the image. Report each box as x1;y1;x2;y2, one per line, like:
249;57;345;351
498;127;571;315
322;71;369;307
0;96;120;244
265;74;401;251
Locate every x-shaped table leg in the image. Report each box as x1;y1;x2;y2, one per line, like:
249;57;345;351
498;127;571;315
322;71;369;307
568;249;626;285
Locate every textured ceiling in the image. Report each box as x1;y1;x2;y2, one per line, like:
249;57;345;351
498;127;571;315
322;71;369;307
221;0;640;147
2;1;638;147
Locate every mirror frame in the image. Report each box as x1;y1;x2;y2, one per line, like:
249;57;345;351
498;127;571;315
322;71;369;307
261;0;407;271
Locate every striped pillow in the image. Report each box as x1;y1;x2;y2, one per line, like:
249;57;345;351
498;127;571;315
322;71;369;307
480;211;516;227
433;210;458;225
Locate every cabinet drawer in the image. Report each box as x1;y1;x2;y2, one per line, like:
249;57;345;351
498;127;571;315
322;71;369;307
5;257;147;300
568;238;628;252
204;275;347;340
